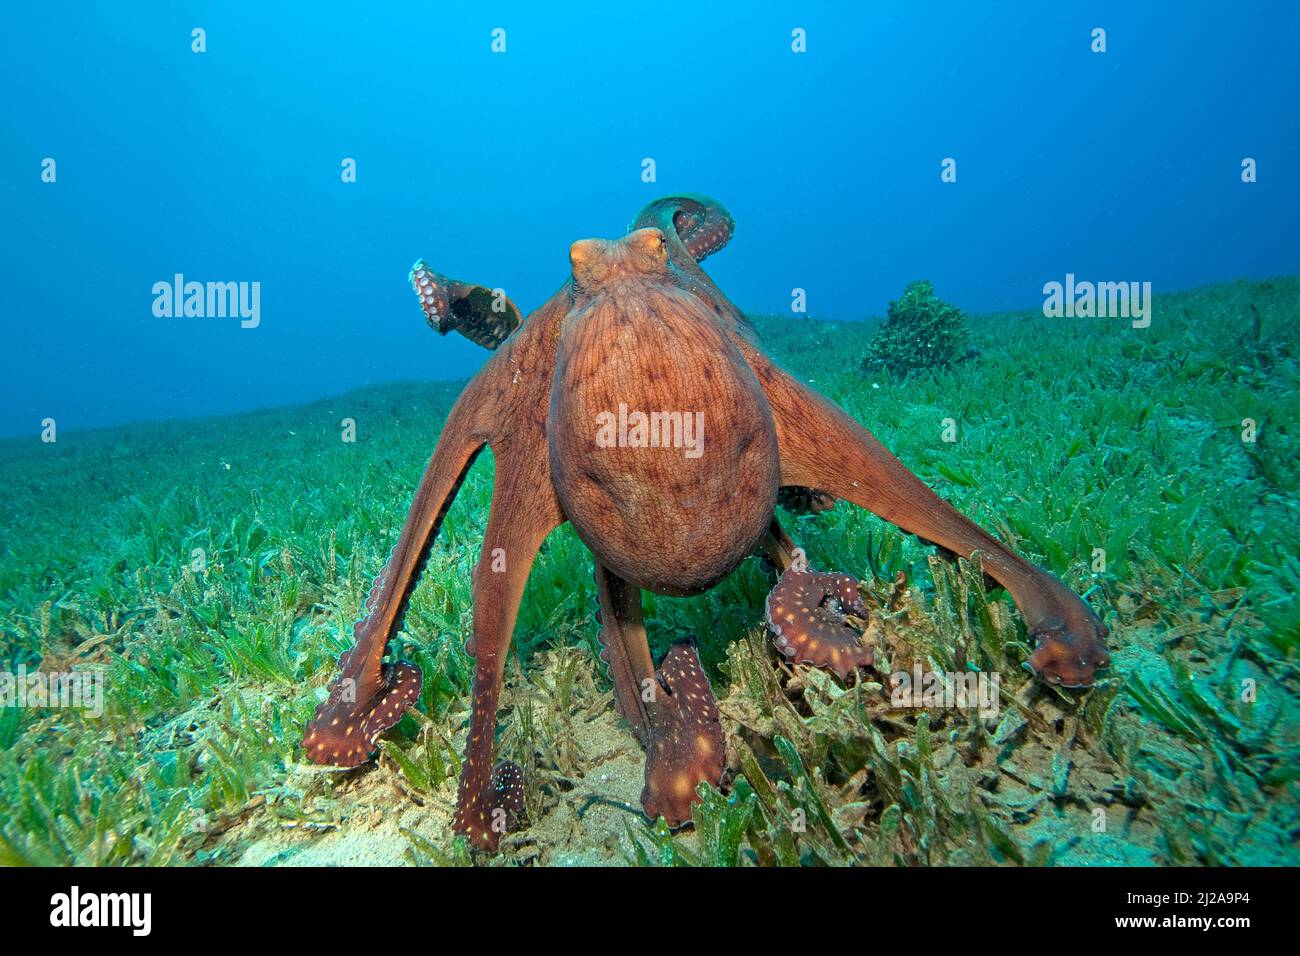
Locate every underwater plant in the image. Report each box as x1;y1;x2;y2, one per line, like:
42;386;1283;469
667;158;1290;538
863;280;973;375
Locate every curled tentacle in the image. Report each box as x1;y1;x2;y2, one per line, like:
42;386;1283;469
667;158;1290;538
766;567;874;680
629;194;735;263
409;260;522;350
641;641;725;828
628;195;753;338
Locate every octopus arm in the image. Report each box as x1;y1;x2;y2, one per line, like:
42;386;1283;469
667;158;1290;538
594;564;655;748
641;641;725;828
410;260;523;350
734;335;1111;689
302;395;486;768
302;295;564;779
766;567;873;680
451;435;563;850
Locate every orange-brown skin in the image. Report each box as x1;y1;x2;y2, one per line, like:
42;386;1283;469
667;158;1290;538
302;194;1110;851
767;567;874;680
550;229;779;597
641;641;725;826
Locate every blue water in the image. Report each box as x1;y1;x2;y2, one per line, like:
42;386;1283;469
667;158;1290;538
3;1;1297;436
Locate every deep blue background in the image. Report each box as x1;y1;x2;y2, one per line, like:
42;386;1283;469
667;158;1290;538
2;1;1297;436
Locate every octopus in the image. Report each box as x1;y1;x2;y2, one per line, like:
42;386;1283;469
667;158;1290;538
301;194;1110;851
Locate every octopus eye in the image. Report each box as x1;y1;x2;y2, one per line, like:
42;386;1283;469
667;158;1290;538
657;236;667;256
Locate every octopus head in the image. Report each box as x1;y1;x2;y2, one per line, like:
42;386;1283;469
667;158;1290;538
569;228;670;299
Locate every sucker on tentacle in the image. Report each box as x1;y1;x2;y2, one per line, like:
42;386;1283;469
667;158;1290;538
766;567;874;680
489;761;527;832
410;260;522;349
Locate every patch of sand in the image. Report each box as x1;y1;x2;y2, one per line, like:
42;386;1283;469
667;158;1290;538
230;652;658;867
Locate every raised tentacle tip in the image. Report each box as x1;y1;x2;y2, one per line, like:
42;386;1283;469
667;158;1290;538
410;261;454;335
